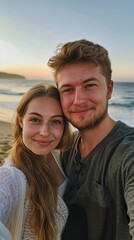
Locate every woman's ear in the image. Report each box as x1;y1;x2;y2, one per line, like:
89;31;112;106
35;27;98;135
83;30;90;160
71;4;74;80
18;117;23;128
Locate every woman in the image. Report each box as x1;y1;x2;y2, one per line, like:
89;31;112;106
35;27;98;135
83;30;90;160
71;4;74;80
0;83;72;240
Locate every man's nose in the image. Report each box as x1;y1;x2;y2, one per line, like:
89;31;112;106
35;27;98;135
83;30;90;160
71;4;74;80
73;88;86;105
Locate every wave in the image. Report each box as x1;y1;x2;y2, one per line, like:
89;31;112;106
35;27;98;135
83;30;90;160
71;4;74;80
123;96;134;100
0;89;25;96
109;101;134;108
0;102;18;109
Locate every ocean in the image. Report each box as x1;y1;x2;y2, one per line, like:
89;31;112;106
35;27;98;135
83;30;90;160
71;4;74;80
0;79;134;127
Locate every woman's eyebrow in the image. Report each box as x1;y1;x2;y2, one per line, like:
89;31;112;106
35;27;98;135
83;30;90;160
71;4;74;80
28;112;63;118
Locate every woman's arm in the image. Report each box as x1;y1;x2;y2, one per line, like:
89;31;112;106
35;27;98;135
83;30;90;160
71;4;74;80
0;221;12;240
0;166;19;224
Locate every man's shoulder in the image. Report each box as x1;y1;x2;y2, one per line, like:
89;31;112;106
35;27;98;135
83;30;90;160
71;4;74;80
114;121;134;141
118;121;134;133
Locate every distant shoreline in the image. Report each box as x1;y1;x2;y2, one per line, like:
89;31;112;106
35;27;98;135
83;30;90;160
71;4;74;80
0;71;26;79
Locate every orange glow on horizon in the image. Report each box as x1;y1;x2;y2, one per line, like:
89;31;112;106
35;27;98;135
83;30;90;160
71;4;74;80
1;63;134;82
1;66;54;80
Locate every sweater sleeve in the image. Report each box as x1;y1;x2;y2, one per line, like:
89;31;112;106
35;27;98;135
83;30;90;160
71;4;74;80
0;166;19;224
123;144;134;240
0;220;12;240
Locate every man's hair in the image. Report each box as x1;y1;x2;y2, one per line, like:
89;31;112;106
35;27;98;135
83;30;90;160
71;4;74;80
48;39;112;84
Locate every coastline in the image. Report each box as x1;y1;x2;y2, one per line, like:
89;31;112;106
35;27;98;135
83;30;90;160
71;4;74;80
0;120;12;164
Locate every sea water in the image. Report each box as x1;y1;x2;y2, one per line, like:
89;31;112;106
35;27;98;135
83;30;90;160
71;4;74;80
108;82;134;127
0;79;134;127
0;79;54;123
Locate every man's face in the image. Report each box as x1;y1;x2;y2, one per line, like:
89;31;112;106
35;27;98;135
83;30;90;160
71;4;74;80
56;62;113;131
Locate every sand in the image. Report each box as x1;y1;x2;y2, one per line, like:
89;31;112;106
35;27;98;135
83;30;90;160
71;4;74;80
0;121;12;164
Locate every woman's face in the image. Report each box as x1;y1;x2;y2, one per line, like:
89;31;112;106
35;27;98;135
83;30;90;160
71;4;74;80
20;96;64;155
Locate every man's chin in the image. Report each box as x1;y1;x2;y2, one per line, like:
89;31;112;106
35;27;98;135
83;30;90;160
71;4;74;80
69;120;91;131
70;118;103;131
69;114;107;131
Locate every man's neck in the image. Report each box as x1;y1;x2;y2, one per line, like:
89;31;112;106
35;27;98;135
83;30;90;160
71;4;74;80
79;117;116;158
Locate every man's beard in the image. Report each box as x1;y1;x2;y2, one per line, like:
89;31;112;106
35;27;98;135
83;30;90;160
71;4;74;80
69;106;108;131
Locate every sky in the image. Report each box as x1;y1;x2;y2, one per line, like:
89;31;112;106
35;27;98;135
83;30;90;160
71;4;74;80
0;0;134;81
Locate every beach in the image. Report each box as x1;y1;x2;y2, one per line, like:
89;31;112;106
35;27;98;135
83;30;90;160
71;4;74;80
0;121;12;165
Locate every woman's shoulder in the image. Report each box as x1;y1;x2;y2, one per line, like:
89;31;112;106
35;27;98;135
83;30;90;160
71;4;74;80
0;160;27;191
0;163;21;222
0;164;16;183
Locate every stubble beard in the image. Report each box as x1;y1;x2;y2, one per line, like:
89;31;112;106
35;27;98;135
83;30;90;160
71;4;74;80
68;105;108;131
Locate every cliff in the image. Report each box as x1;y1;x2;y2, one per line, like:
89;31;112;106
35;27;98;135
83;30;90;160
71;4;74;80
0;72;26;79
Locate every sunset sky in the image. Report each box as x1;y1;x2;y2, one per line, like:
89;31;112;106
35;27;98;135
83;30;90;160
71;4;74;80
0;0;134;81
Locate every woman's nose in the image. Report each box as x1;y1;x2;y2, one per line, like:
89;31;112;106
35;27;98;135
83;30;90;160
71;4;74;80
39;124;50;136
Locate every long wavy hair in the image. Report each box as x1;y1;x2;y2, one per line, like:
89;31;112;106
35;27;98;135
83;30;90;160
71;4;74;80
9;83;72;240
47;39;112;85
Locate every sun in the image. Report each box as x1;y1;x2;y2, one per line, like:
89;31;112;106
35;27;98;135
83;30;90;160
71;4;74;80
0;41;21;67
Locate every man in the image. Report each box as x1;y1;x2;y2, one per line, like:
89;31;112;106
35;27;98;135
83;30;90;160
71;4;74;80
48;39;134;240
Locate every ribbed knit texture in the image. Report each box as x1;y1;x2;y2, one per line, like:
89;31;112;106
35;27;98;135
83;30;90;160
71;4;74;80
0;160;68;240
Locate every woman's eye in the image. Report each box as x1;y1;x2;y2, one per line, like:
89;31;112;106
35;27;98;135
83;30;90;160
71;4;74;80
31;118;40;123
52;119;62;125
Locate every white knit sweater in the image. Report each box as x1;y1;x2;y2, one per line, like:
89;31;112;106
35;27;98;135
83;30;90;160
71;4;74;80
0;156;68;240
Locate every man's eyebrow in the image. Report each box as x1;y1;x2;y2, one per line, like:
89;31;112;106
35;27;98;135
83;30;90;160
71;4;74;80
82;78;99;83
59;78;99;89
59;84;72;89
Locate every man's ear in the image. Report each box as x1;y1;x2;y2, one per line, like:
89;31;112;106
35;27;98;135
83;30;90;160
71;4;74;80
107;80;114;100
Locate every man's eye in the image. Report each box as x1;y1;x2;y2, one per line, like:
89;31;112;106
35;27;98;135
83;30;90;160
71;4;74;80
85;83;96;88
61;88;73;94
